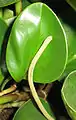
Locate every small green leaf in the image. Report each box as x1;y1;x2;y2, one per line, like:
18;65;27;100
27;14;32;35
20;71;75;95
6;3;67;83
0;0;20;7
13;99;55;120
62;70;76;120
66;0;76;11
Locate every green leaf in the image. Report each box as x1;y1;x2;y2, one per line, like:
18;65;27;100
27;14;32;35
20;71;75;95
0;0;20;7
22;0;31;10
59;17;76;77
60;20;76;60
64;56;76;76
66;0;76;11
13;99;55;120
3;9;14;20
62;70;76;120
0;18;8;83
0;18;7;57
5;16;16;26
6;3;68;83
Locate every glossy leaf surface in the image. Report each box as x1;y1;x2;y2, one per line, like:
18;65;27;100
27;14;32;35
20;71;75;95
62;70;76;120
0;0;20;7
6;3;67;83
13;99;55;120
66;0;76;11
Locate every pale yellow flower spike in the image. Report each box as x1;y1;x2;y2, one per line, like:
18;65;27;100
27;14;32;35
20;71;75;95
28;36;54;120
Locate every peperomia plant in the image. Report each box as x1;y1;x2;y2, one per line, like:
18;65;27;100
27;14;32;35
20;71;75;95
6;3;67;83
0;0;76;120
6;2;68;120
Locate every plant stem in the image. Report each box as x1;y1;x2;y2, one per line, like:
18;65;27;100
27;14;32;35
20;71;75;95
15;91;30;101
43;84;53;98
0;94;18;104
0;84;17;96
1;77;11;91
0;91;29;105
37;83;53;100
0;69;4;85
28;36;54;120
0;101;25;110
15;0;22;15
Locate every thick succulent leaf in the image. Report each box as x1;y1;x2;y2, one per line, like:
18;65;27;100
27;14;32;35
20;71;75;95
0;0;20;7
0;18;7;57
66;0;76;11
0;18;7;83
59;16;76;77
60;20;76;60
6;3;67;83
62;70;76;120
22;0;31;10
13;99;55;120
